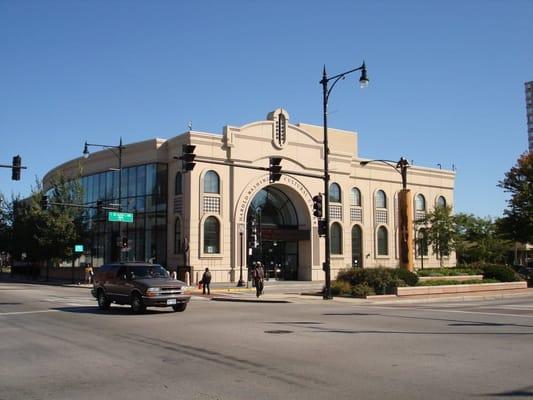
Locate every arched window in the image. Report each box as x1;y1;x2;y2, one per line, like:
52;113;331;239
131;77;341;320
175;172;182;195
329;183;341;203
350;187;361;206
437;196;446;208
415;194;426;211
330;222;342;254
174;218;182;254
204;171;220;194
203;216;220;254
375;190;387;208
377;226;388;256
417;228;428;257
351;225;363;267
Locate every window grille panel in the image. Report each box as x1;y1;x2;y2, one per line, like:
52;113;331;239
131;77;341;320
375;209;388;225
329;204;342;220
350;207;363;223
415;210;426;222
203;196;220;214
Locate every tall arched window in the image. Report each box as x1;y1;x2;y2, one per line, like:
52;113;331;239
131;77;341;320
174;218;182;254
415;194;426;211
351;225;363;267
417;228;428;257
377;226;388;256
350;187;361;206
204;171;220;194
203;216;220;254
330;222;342;254
175;172;182;195
329;183;341;203
437;196;446;208
375;190;387;208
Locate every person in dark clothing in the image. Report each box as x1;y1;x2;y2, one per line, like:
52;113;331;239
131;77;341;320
252;262;265;298
201;268;212;295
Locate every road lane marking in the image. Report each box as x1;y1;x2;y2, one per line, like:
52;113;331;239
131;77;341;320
365;305;533;319
0;310;60;316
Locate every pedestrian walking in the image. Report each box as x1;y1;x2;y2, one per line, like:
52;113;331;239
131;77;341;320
252;262;265;298
201;268;212;295
85;265;94;284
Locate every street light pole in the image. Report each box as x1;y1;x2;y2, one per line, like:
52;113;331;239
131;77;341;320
237;226;244;287
320;62;368;300
83;137;125;262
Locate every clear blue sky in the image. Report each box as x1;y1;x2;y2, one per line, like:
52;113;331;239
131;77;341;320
1;0;531;218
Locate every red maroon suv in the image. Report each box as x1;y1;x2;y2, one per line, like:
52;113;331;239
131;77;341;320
91;262;191;313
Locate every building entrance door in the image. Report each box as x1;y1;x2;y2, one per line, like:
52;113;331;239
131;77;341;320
261;240;298;280
246;186;306;281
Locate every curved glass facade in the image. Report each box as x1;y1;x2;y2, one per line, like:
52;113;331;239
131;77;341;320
80;163;168;267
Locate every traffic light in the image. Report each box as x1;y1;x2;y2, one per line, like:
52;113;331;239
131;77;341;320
181;144;196;172
121;236;129;248
318;219;327;237
11;155;21;181
312;194;323;218
96;200;103;213
248;217;258;248
40;195;49;211
269;157;282;183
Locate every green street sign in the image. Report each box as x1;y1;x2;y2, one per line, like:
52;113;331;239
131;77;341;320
74;244;84;253
108;211;134;223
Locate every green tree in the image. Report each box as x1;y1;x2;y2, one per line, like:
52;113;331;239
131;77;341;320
416;205;457;267
497;152;533;244
5;173;85;266
36;174;85;265
454;213;509;264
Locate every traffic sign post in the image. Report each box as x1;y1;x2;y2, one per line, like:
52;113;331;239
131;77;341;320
108;211;134;223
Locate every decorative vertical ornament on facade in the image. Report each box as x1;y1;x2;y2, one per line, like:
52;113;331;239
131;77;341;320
267;108;289;149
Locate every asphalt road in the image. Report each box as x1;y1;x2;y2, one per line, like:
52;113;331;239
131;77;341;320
1;283;532;400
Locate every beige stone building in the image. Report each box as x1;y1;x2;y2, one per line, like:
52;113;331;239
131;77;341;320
44;109;455;283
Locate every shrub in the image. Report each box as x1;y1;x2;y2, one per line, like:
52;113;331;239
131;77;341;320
351;283;375;298
417;279;498;286
336;267;417;295
480;264;521;282
331;280;352;296
417;266;482;277
391;268;419;286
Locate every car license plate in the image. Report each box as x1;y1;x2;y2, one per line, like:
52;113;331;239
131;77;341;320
167;299;177;305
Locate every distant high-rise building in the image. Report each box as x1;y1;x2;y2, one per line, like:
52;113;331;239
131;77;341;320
526;81;533;152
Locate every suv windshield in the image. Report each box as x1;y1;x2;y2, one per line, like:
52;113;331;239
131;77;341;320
130;265;169;279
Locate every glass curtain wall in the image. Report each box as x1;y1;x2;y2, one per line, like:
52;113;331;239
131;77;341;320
80;163;168;267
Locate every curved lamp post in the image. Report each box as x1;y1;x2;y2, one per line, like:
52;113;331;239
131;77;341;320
360;157;414;271
83;138;125;261
321;62;369;300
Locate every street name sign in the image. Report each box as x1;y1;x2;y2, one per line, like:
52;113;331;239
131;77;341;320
74;244;84;252
108;211;134;223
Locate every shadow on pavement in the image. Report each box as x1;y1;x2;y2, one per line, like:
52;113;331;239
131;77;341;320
52;306;178;316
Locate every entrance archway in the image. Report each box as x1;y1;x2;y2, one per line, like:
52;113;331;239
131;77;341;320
246;186;310;280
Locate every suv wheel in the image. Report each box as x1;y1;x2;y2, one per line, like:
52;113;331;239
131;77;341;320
97;290;111;310
130;293;146;314
172;303;187;312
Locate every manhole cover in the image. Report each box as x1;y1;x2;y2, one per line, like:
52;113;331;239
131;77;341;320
264;330;293;334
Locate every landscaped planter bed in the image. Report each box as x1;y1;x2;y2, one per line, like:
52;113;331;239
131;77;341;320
396;281;527;296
